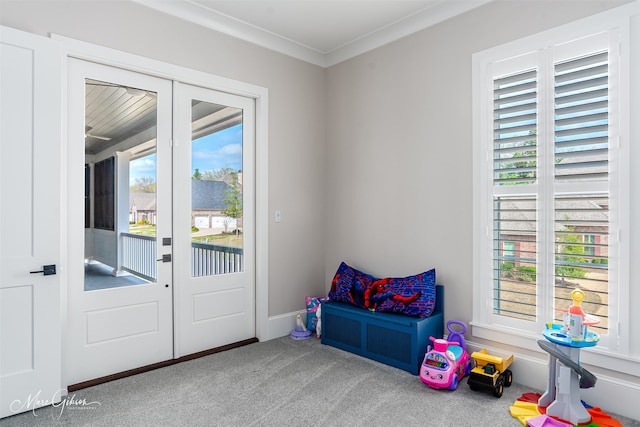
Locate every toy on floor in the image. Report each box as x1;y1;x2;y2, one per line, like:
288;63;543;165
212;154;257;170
510;288;621;426
510;392;624;427
290;311;312;340
525;414;572;427
420;320;471;390
538;288;599;425
467;348;514;397
315;304;322;338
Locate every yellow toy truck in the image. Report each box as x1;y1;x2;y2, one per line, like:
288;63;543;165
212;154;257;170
467;348;514;398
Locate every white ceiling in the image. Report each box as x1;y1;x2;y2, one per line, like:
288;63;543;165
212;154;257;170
134;0;492;67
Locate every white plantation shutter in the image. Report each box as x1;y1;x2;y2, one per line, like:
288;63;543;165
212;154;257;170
484;31;617;343
553;51;610;334
554;195;609;334
554;51;609;182
492;195;538;321
492;67;539;321
493;69;537;185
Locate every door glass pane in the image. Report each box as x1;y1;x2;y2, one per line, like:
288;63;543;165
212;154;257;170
190;100;243;277
84;79;158;291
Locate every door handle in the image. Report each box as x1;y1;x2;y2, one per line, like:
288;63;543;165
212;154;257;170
30;264;56;275
157;254;172;263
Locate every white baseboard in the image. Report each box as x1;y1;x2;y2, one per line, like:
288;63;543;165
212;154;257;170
466;340;640;422
264;309;308;341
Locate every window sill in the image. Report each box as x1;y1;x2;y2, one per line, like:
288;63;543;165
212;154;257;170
470;321;640;378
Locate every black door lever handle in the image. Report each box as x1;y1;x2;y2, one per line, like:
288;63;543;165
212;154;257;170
30;265;56;275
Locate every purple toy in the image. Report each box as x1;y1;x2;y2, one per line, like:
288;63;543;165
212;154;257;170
290;311;312;340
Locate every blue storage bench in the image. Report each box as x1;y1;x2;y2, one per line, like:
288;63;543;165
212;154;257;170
321;284;443;375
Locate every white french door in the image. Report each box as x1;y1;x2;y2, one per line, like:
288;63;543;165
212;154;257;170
173;83;255;357
66;59;174;384
66;61;256;383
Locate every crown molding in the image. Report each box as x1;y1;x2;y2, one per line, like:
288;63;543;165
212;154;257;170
133;0;492;68
324;0;492;67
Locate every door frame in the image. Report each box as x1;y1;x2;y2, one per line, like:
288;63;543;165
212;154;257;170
54;35;269;386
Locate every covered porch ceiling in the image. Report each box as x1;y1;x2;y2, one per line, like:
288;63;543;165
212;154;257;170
84;79;242;158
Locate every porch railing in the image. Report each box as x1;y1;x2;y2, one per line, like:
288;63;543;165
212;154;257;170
120;233;243;281
121;233;156;281
191;242;243;277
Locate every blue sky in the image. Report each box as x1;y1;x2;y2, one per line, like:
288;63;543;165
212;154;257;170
130;124;243;185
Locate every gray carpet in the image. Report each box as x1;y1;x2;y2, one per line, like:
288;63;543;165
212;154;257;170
2;337;639;426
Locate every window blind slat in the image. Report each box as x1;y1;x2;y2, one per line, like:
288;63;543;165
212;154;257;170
555;136;608;149
494;154;537;166
555;124;608;139
495;69;537;85
554;51;608;72
555;76;608;95
494;122;537;135
556;100;607;116
494;101;537;116
555;63;608;84
555;88;608;106
555;112;608;127
494;92;537;108
494;133;539;146
555;148;607;159
494;80;537;97
494;113;537;127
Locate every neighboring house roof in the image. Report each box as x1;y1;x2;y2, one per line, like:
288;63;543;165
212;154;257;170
191;180;232;210
129;180;236;212
130;192;156;211
497;198;608;234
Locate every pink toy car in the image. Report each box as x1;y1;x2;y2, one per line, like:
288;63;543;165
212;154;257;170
420;320;471;390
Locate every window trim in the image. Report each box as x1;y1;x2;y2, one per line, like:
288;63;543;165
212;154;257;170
472;3;634;365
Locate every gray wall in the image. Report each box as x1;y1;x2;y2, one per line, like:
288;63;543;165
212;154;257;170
0;0;327;317
325;0;639;353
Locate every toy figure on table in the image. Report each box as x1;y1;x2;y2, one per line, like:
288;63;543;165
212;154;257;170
509;288;625;427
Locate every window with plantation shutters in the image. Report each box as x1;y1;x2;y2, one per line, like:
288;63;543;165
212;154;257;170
474;28;626;351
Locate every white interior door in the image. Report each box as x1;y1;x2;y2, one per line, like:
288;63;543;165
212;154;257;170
0;26;62;418
173;82;255;357
66;59;173;384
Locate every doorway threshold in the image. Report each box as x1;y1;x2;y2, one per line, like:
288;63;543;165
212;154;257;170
67;337;258;392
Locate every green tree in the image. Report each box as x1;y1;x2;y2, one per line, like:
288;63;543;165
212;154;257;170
555;226;588;280
201;166;237;182
130;176;156;193
192;168;202;180
222;186;242;235
498;134;537;183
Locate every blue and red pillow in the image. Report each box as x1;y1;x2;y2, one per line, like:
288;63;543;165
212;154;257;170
328;262;436;318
